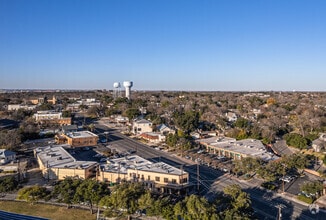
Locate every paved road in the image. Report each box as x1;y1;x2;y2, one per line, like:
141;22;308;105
209;174;326;220
94;122;326;220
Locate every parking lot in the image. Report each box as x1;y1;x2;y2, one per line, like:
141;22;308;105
285;172;323;195
67;147;104;163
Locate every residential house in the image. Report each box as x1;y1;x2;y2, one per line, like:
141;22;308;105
156;124;175;135
139;132;166;144
225;112;238;122
0;149;16;165
312;133;326;153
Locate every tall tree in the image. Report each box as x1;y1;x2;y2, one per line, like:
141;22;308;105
51;177;82;208
73;179;109;213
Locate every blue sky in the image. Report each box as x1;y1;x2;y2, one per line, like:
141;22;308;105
1;0;325;91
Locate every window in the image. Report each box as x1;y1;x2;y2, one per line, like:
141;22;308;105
172;179;177;184
164;178;168;183
147;175;151;180
155;176;160;181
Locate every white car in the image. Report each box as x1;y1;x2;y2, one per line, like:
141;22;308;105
279;176;293;183
100;158;107;162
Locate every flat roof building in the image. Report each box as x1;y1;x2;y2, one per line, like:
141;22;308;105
98;155;189;194
199;137;279;162
55;131;99;147
34;111;71;126
34;145;97;180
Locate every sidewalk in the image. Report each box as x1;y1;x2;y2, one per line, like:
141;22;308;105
316;195;326;209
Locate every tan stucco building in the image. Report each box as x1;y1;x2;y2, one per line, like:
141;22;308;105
98;155;189;194
132;119;153;135
34;145;97;180
34;110;71;126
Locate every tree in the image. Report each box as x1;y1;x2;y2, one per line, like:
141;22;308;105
51;177;82;208
300;181;323;197
100;182;144;217
17;186;49;204
174;194;219;220
284;133;308;150
73;179;109;213
37;103;54;111
234;118;250;129
123;108;141;120
281;154;310;171
137;191;153;211
233;157;262;176
173;110;200;134
0;176;19;194
62;110;72;118
222;184;253;219
0;129;21;150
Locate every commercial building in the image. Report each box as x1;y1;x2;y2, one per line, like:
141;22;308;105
34;145;97;180
33;110;71;126
98;155;189;194
7;104;36;111
30;95;57;105
55;131;99;147
198;137;278;162
132;119;153;135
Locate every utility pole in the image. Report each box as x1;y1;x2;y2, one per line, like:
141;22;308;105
197;163;200;193
282;164;286;193
276;204;282;220
17;159;20;182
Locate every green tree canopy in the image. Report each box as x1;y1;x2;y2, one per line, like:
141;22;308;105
174;194;219;220
123;108;141;120
173;110;200;134
51;177;83;208
234;118;250;129
17;186;49;204
300;181;323;197
73;179;109;213
222;184;253;219
0;176;19;193
284;133;308;150
100;182;144;216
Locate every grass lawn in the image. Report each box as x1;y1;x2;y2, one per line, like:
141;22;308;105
0;201;96;220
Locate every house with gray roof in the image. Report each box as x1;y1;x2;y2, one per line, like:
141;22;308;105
0;149;16;165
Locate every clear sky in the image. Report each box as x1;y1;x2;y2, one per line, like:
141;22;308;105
1;0;325;91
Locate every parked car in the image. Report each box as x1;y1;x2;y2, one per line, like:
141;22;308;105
279;176;293;183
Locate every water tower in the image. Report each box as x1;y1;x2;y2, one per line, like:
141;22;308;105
113;82;121;99
123;81;133;100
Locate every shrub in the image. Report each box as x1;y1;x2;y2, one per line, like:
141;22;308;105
261;182;277;191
